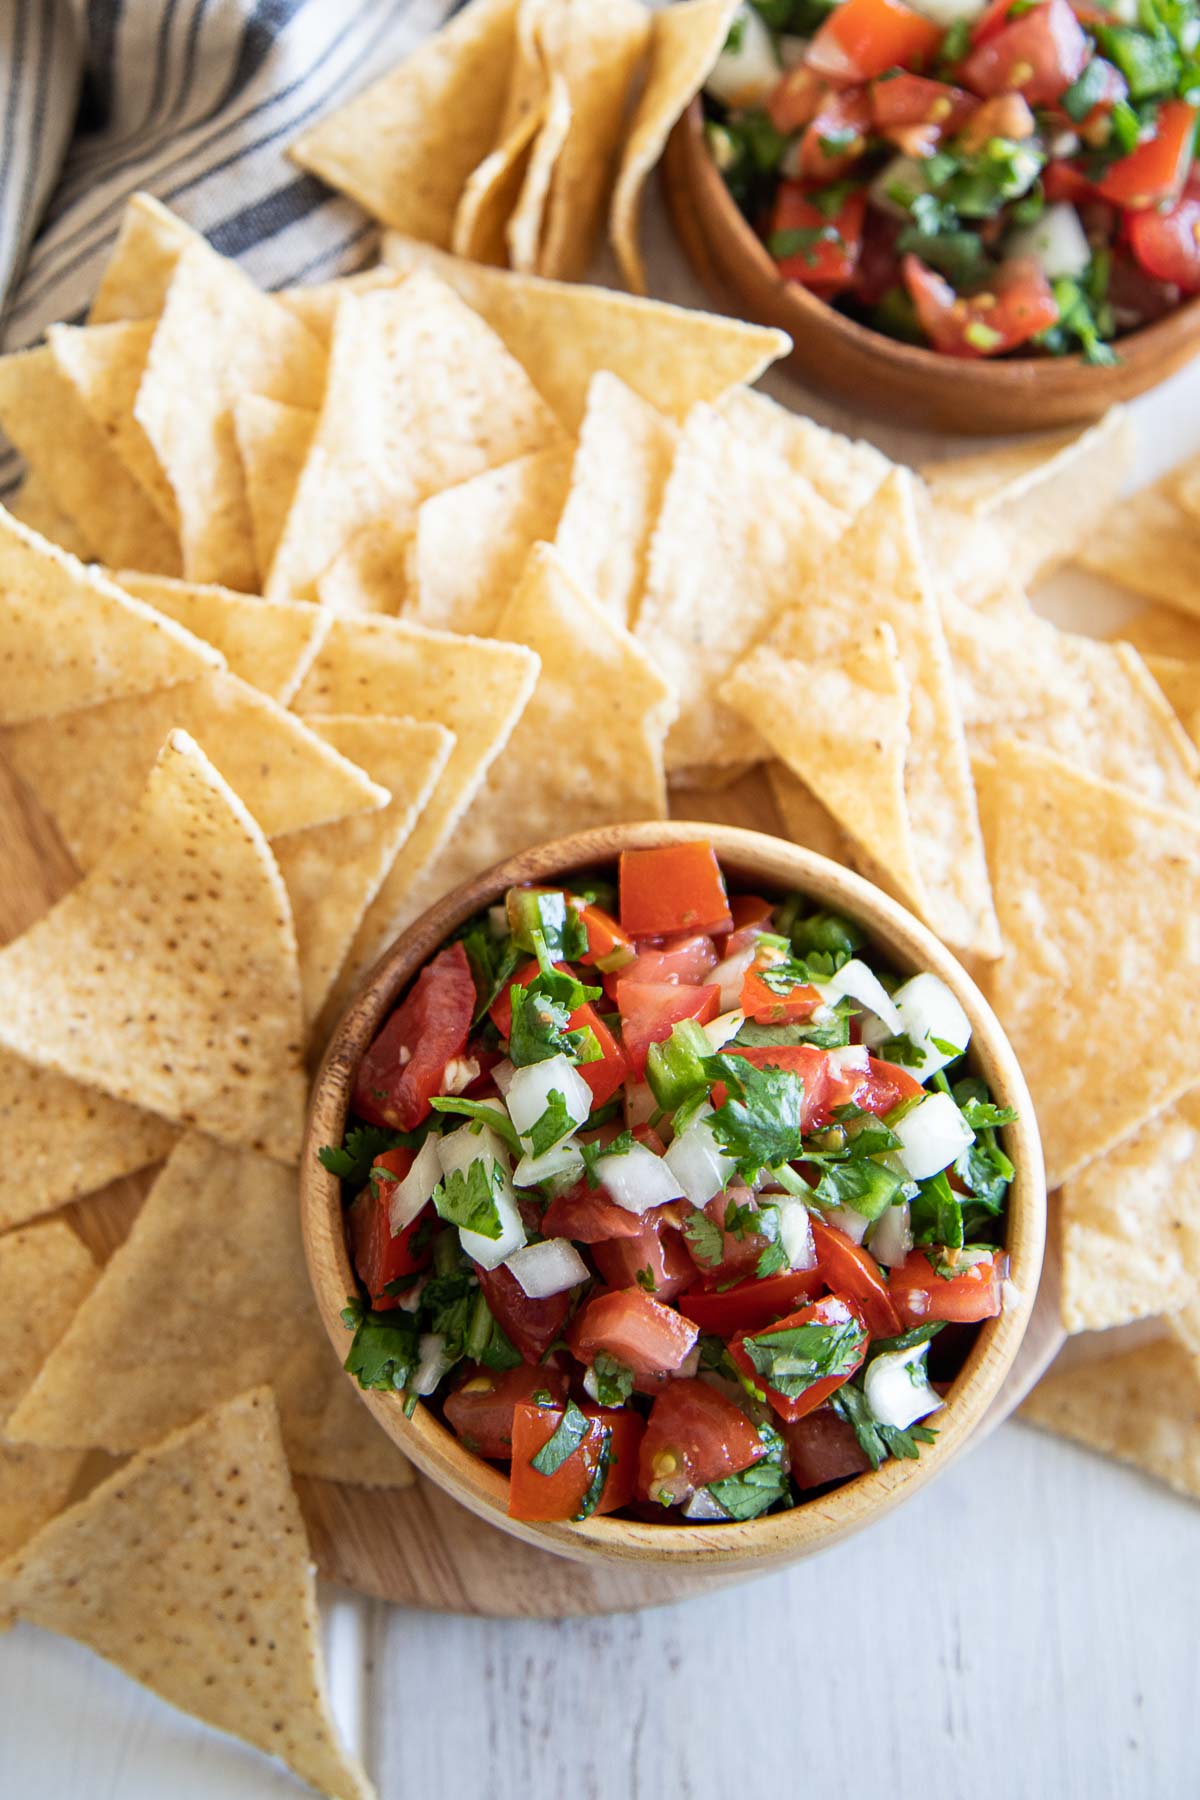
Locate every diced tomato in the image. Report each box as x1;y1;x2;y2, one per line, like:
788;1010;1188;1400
1128;179;1200;293
616;979;720;1078
572;1286;699;1379
856;1054;924;1116
768;182;868;294
542;1177;646;1242
970;0;1019;44
677;1266;824;1334
607;933;718;996
490;958;628;1107
353;941;475;1131
691;1191;779;1285
618;842;732;938
810;1217;902;1337
711;1043;837;1130
729;1293;869;1424
807;0;942;85
636;1379;766;1505
592;1216;696;1301
960;0;1087;105
574;899;633;970
766;62;826;134
870;73;976;154
784;1405;873;1488
1042;159;1094;204
890;1247;1007;1326
903;252;1060;356
797;86;872;182
444;1364;568;1460
740;952;822;1025
347;1148;433;1310
1098;100;1198;209
474;1261;573;1362
716;894;775;959
508;1402;643;1520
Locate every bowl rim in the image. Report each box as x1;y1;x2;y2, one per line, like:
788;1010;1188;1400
301;820;1046;1572
674;93;1200;394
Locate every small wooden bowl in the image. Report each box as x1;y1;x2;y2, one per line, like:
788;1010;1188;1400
301;821;1045;1573
663;97;1200;435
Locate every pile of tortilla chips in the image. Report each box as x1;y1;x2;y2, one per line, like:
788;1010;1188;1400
2;183;1200;1792
288;0;740;293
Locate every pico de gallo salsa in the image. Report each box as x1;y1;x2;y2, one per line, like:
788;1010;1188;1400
324;843;1018;1526
703;0;1200;360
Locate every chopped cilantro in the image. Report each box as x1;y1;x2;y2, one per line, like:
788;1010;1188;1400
525;1089;577;1158
319;1124;420;1186
706;1425;790;1520
634;1265;657;1292
734;1002;852;1050
814;1157;904;1221
740;1314;867;1398
430;1096;522;1157
458;923;521;1024
573;1426;614;1521
683;1206;724;1269
579;1128;636;1188
590;1351;635;1407
703;1052;804;1179
431;1158;505;1239
831;1379;938;1471
341;1297;419;1393
910;1169;964;1250
531;1399;590;1475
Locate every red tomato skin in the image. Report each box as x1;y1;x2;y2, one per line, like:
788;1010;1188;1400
798;86;872;181
353;941;476;1131
444;1365;569;1459
740;955;822;1025
677;1267;824;1334
541;1178;647;1242
767;63;826;133
769;183;868;293
870;72;975;138
1098;100;1198;209
347;1149;433;1310
784;1405;873;1488
1128;182;1200;292
890;1248;1007;1326
959;0;1088;104
616;979;720;1078
810;1217;902;1337
592;1218;696;1301
636;1379;766;1503
1042;159;1094;204
572;1286;700;1379
474;1261;573;1362
729;1293;869;1424
904;253;1060;356
716;894;776;958
574;900;633;969
618;843;732;938
858;1055;924;1115
605;933;719;1000
808;0;942;84
508;1403;644;1521
489;959;627;1107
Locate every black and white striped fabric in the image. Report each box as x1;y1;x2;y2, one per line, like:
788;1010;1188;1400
0;0;458;492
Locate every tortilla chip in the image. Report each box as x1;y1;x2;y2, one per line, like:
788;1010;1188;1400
718;386;891;519
116;572;329;706
922;499;1013;609
611;0;739;293
923;407;1135;586
407;444;573;634
1060;1088;1200;1333
88;191;196;325
455;9;552;267
231;395;316;580
0;346;180;574
553;371;676;628
135;242;326;590
1120;604;1200;663
294;620;540;1017
977;741;1200;1189
316;519;413;617
265;272;561;602
0;731;307;1162
2;671;389;868
0;1387;376;1798
0;1054;178;1232
507;69;574;273
376;235;790;429
47;319;176;525
6;472;94;558
635;402;843;771
274;715;455;1024
1020;1339;1200;1502
1172;451;1200;524
766;470;1001;960
1074;480;1200;618
766;762;856;864
1142;653;1200;743
0;508;221;724
727;625;925;914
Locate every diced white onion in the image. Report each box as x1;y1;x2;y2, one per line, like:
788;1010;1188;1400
413;1332;455;1398
821;1203;870;1244
682;1487;730;1521
437;1120;511;1181
867;1200;913;1270
864;1343;944;1431
492;1058;515;1098
816;959;902;1035
1006;202;1091;281
777;1197;817;1270
892;1092;974;1182
862;972;972;1079
458;1186;526;1270
826;1043;870;1082
504;1237;589;1299
904;0;988;26
512;1138;585;1189
594;1141;685;1214
677;1344;701;1380
506;1054;592;1144
703;1008;745;1051
664;1111;736;1207
439;1055;480;1096
388;1134;442;1234
704;5;780;109
713;944;755;1012
396;1273;428;1313
437;1121;526;1269
624;1080;658;1130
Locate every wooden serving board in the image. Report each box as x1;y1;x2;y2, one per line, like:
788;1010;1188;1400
0;758;1065;1619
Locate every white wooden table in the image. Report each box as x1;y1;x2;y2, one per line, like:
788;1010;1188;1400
2;182;1199;1800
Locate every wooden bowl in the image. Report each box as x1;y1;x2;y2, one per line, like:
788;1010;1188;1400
301;821;1046;1573
663;97;1200;435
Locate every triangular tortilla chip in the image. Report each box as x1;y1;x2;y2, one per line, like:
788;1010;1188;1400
0;1387;376;1798
266;272;561;602
767;762;857;865
88;191;196;325
6;1136;410;1493
1143;653;1200;744
453;23;550;267
1119;603;1200;663
766;469;1000;959
0;1053;178;1232
135;241;326;590
718;386;891;518
1060;1089;1200;1333
635;403;844;771
0;731;307;1162
611;0;740;293
0;1221;98;1560
374;236;790;429
1075;479;1200;618
0;508;221;724
288;0;519;247
232;394;316;579
407;444;573;633
47;319;177;525
1020;1339;1200;1502
727;625;926;912
275;715;455;1024
2;670;389;868
553;371;676;629
1173;450;1200;524
295;620;540;1018
507;69;574;273
0;347;180;574
6;471;94;558
116;571;329;706
317;518;414;617
977;740;1200;1188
